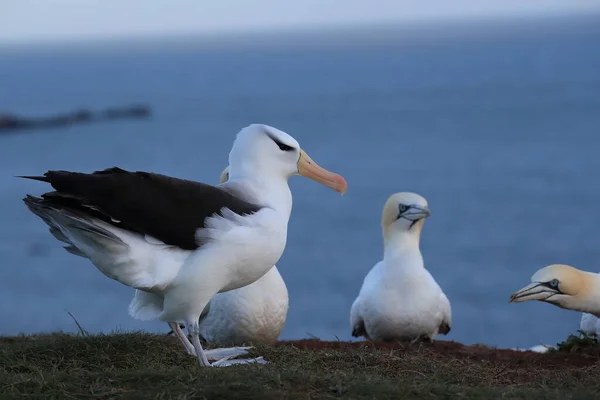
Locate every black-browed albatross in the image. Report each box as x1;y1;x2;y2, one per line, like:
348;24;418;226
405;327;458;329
21;123;347;367
159;166;289;350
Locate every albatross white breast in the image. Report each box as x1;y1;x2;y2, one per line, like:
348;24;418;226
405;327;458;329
21;123;347;367
350;192;451;342
162;166;289;346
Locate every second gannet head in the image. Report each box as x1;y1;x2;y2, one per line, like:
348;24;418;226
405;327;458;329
381;192;430;249
509;264;600;316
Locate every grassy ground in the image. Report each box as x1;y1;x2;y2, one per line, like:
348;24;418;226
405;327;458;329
0;332;599;399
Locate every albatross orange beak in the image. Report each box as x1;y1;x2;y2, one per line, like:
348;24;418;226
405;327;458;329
297;150;347;195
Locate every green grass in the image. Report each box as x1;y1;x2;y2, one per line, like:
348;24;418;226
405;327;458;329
0;332;599;399
556;330;599;353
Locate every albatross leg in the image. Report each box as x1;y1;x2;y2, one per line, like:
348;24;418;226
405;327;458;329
186;319;212;367
168;322;195;355
167;327;253;360
167;318;260;362
184;320;266;366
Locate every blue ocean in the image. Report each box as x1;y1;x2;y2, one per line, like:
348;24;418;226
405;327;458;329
1;16;599;349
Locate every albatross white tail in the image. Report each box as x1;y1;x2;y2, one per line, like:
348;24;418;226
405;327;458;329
23;195;182;293
24;195;125;253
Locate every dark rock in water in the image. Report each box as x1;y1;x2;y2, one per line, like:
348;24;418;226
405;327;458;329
103;106;150;119
0;104;151;133
0;115;38;130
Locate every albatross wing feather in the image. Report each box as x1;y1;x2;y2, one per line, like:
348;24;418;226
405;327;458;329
20;167;262;250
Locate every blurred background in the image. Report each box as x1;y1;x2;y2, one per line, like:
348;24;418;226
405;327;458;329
1;1;600;350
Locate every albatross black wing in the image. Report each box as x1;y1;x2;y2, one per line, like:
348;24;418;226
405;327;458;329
20;167;262;250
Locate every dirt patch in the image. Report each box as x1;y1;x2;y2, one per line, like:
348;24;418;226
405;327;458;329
2;333;600;398
278;339;600;368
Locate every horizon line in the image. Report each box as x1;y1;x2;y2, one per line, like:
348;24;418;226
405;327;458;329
2;11;599;50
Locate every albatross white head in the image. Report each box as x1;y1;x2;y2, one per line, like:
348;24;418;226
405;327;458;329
227;124;347;201
509;264;600;317
381;192;430;252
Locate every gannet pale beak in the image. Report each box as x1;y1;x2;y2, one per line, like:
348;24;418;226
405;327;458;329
297;150;347;195
509;282;560;303
403;205;431;221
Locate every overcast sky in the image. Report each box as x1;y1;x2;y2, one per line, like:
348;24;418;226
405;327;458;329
2;0;600;44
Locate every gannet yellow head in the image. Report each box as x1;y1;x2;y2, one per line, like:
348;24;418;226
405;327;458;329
509;264;599;314
381;192;430;245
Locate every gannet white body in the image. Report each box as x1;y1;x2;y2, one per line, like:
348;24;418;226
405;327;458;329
350;192;451;342
511;344;555;353
580;313;600;336
22;123;347;367
510;264;600;320
164;166;289;345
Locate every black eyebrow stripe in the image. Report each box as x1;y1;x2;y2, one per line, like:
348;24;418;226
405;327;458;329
265;131;294;149
267;132;289;146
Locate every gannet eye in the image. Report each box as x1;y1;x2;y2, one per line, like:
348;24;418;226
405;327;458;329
398;204;409;214
548;279;559;289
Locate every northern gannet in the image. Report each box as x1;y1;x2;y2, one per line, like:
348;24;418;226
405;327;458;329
510;264;600;318
580;313;600;336
511;344;556;353
350;192;451;342
162;166;289;346
21;123;347;367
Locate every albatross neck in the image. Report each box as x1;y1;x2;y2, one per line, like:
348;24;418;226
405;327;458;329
228;170;293;217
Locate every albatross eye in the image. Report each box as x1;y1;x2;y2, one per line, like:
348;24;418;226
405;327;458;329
266;131;295;152
277;142;295;152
